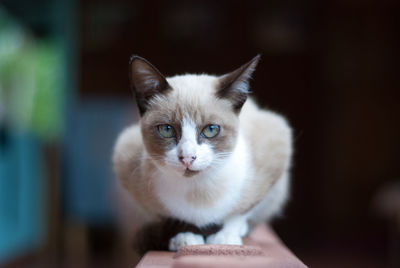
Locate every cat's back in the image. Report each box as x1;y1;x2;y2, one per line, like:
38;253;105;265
240;99;291;149
240;99;292;185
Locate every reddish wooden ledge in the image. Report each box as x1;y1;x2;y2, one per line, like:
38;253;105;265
136;224;307;268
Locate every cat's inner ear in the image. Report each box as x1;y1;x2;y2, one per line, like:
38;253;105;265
130;56;170;115
217;55;261;113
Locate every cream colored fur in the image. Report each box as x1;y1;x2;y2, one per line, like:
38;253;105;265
113;74;292;251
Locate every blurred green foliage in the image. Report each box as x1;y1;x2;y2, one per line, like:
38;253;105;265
0;7;64;141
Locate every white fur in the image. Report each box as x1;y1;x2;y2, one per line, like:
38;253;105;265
153;132;250;226
206;214;249;245
248;171;290;224
167;74;218;99
165;118;213;173
169;232;205;251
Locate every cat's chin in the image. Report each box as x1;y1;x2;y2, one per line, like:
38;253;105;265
166;166;205;178
159;164;204;178
183;169;201;177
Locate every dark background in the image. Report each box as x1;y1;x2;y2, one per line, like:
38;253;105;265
1;0;399;267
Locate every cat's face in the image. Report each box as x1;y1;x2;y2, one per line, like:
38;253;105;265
130;56;260;177
140;75;239;177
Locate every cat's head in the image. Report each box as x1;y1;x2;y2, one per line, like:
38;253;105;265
129;55;260;177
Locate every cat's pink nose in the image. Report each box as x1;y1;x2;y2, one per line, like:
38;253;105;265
179;155;197;167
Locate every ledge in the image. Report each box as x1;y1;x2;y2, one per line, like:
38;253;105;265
136;224;307;268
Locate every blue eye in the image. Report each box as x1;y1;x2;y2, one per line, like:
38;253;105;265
201;124;220;138
157;124;176;138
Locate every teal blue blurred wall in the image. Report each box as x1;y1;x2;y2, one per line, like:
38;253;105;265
0;134;46;263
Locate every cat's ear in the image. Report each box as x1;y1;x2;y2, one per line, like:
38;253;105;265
129;55;171;115
217;55;260;113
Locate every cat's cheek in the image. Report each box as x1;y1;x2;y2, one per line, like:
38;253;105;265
191;144;213;171
164;148;186;172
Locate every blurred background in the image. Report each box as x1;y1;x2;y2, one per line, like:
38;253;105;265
0;0;399;267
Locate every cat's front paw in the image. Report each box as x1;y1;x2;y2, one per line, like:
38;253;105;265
169;232;205;251
206;231;243;245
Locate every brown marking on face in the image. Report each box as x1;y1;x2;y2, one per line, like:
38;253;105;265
204;117;238;155
140;90;240;173
141;109;178;167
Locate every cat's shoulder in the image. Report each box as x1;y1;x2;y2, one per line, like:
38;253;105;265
240;99;292;160
240;99;292;139
114;123;143;153
113;124;144;183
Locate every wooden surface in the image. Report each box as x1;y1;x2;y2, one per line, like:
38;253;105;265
136;224;307;268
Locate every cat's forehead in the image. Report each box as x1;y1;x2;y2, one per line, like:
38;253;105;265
166;74;220;100
145;74;236;125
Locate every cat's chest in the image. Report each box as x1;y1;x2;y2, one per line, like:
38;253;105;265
153;171;246;226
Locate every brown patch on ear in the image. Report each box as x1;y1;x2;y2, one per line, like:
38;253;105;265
129;55;171;115
217;55;261;113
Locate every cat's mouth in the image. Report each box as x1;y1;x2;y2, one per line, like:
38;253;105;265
183;168;200;177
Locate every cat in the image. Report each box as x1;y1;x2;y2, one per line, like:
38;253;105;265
112;55;292;252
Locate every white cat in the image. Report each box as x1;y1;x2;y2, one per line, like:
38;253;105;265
113;55;292;251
